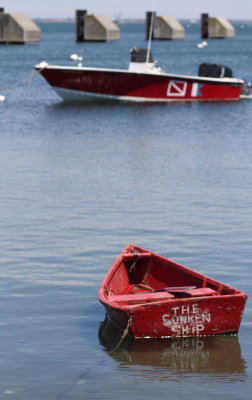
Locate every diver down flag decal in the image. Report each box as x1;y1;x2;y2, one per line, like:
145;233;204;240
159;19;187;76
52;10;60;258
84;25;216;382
191;82;204;97
191;83;199;97
167;80;187;97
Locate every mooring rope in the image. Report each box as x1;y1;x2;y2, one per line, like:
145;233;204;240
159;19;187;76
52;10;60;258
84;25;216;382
129;251;139;272
15;69;39;101
2;74;32;93
110;316;133;352
1;66;45;101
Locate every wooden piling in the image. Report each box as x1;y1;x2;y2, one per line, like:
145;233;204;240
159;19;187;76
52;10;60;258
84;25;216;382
146;11;156;40
201;13;209;38
76;10;87;42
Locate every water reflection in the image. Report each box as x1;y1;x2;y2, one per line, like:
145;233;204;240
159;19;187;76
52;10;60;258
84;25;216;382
99;317;246;381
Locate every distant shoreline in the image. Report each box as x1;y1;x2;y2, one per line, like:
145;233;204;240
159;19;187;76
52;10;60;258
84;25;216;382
34;18;252;24
34;18;145;23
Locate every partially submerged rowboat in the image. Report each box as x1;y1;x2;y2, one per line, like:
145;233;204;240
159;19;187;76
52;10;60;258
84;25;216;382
99;244;248;338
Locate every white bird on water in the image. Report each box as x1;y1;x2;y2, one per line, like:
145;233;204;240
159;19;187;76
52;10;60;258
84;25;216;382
0;94;6;102
197;41;208;48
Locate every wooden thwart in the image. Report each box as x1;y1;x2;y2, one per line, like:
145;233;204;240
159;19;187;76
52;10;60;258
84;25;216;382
110;287;217;304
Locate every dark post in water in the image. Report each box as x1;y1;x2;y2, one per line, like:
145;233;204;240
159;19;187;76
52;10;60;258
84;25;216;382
201;13;209;38
146;11;156;40
76;10;87;42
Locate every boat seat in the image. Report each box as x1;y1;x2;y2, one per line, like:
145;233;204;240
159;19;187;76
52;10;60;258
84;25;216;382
109;291;174;304
109;288;217;304
186;288;217;297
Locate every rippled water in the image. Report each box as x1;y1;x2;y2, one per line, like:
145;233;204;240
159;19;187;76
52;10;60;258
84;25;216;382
0;22;252;399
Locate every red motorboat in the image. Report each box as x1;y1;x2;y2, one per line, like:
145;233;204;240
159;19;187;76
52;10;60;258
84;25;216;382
99;244;248;339
35;48;250;102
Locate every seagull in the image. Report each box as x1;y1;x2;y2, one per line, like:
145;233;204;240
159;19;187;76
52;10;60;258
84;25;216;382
197;41;208;48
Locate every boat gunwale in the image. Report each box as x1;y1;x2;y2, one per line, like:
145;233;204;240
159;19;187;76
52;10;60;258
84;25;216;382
98;244;247;310
101;286;247;310
101;291;247;311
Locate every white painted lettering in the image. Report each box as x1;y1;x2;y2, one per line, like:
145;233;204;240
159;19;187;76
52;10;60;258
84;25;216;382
172;316;179;324
179;315;188;324
181;305;190;314
182;325;190;335
162;314;171;326
162;304;212;336
171;306;180;315
187;315;194;323
196;324;204;334
192;304;200;313
202;313;211;323
171;325;179;333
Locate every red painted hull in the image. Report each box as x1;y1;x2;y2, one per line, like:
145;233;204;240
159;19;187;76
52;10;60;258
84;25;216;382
99;244;248;338
37;66;244;102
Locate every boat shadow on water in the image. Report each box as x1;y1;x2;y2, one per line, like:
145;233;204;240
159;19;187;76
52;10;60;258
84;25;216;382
98;316;246;380
44;97;248;112
45;97;195;109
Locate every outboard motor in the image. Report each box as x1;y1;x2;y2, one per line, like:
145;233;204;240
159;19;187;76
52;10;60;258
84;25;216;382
241;80;252;97
198;63;233;78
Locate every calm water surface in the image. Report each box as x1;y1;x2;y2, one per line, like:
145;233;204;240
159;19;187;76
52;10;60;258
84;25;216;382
0;22;252;400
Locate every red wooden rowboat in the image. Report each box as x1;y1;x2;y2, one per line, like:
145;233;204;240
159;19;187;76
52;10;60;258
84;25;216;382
99;244;248;338
35;48;251;102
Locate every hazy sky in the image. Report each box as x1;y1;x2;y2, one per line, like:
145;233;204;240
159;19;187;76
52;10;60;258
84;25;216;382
3;1;252;20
